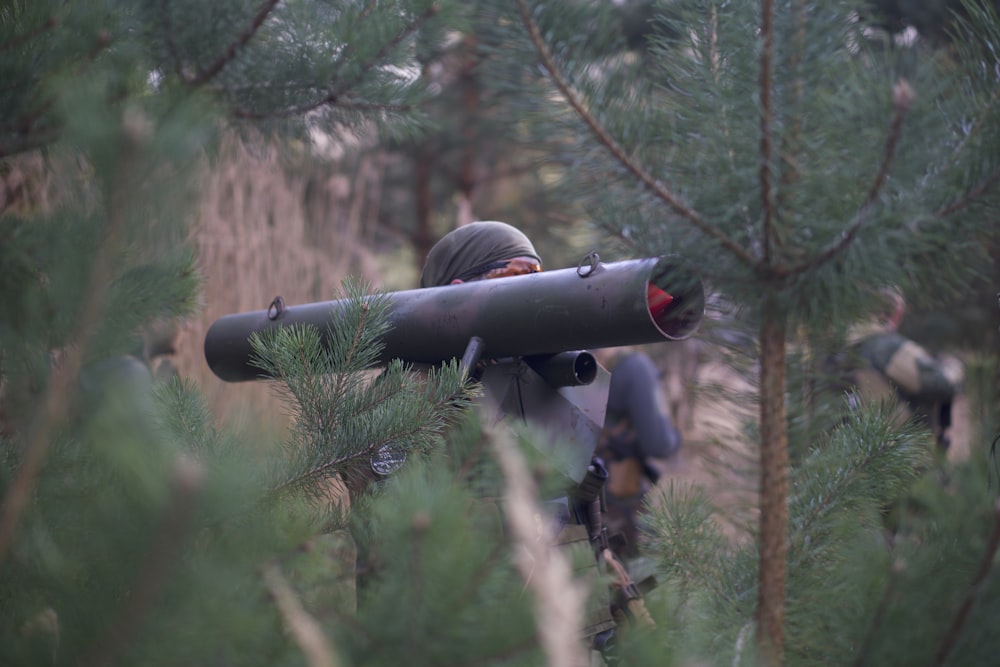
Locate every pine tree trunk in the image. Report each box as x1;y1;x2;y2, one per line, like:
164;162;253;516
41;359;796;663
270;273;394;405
756;294;788;666
457;31;480;225
414;140;434;268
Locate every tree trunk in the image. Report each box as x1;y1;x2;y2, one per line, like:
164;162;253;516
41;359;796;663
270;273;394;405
456;32;480;227
414;140;434;268
756;294;788;666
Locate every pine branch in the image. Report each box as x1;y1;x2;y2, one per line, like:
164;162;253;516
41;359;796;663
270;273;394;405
643;483;733;602
275;373;471;502
79;27;113;68
774;0;808;251
324;101;415;114
262;562;341;667
405;510;428;653
81;456;206;667
276;419;426;497
946;79;1000;164
489;422;588;667
0;125;59;159
187;0;282;86
326;4;441;98
512;0;756;268
250;288;471;503
2;97;58;152
0;115;139;560
160;0;187;81
945;4;1000;165
321;597;374;645
935;164;1000;219
1;28;110;159
291;335;338;434
861;82;912;212
357;0;379;21
231;4;439;120
330;301;373;423
0;14;58;53
451;539;509;613
928;498;1000;667
251;289;391;437
455;427;493;484
788;406;921;557
852;551;901;667
778;80;913;279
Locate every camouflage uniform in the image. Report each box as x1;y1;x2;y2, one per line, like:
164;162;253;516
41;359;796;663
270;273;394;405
848;329;963;448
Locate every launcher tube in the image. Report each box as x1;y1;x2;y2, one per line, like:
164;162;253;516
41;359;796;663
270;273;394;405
204;256;704;383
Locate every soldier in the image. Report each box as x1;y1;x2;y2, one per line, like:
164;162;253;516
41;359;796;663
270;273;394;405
140;317;185;383
593;346;681;560
418;220;543;287
844;288;964;450
343;221;544;499
78;316;186;428
420;221;653;658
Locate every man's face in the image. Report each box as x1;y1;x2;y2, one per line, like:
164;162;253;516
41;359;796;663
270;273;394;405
450;256;542;284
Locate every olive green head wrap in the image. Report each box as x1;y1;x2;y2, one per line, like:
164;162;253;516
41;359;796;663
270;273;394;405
419;221;542;288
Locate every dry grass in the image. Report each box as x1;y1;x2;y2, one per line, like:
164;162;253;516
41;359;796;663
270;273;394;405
2;134;392;432
0;152;52;216
174;134;387;429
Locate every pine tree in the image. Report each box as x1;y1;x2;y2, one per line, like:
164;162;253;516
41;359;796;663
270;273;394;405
0;2;533;666
489;0;1000;665
358;0;610;272
6;1;1000;666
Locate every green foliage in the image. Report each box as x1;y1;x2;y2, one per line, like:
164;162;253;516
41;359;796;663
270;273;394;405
640;401;1000;666
0;288;497;667
484;0;1000;663
247;278;475;505
4;1;1000;666
340;458;543;667
498;0;1000;326
2;2;517;666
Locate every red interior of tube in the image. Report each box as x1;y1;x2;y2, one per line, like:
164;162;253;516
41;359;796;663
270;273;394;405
646;283;674;321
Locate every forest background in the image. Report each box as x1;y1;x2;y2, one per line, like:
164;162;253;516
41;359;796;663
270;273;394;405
2;1;1000;667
